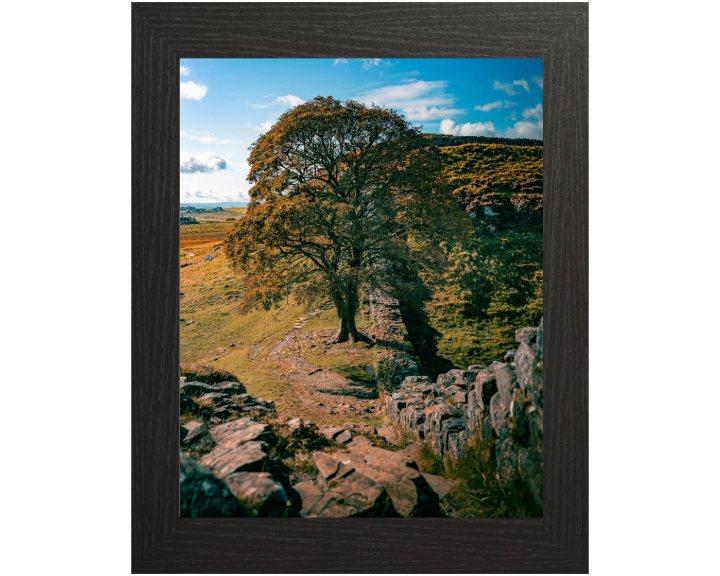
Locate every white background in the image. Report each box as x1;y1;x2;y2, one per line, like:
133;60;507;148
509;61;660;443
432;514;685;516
1;1;718;574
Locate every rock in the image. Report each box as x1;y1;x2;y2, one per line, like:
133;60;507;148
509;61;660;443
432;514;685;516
287;418;304;435
312;452;340;480
307;470;391;518
348;435;373;448
495;365;519;408
181;381;218;396
504;349;516;363
318;425;345;441
421;473;454;501
475;371;499;406
224;472;288;517
345;442;417;470
292;481;323;516
180;452;249;517
467;365;485;371
211;419;276;447
197;391;231;407
377;426;399;445
515;327;538;345
354;463;438;517
495;437;518;481
199;440;269;479
216;381;247;395
180;421;214;451
514;341;543;401
335;430;352;444
490;393;510;438
398;441;425;465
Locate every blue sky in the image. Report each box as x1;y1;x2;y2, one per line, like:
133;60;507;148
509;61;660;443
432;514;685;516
180;58;543;203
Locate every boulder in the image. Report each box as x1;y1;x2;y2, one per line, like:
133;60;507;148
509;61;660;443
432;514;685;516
181;381;218;396
504;349;516;363
292;481;323;517
496;365;519;408
287;418;304;436
180;420;214;451
312;451;340;480
515;327;538;345
197;391;231;407
216;381;247;395
422;473;455;501
353;463;438;517
490;393;510;438
345;443;418;470
224;472;288;517
307;470;391;518
335;430;353;444
199;440;269;478
318;425;345;441
179;452;249;517
377;426;399;445
211;420;276;447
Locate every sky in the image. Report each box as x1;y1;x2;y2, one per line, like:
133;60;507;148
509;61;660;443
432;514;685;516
180;58;543;203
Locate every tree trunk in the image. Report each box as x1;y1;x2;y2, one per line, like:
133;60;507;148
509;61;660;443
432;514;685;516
329;282;368;344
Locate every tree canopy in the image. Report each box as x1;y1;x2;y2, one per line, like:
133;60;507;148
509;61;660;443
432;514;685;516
225;96;469;343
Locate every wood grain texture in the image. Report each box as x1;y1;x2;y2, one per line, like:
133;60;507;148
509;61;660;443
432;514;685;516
132;3;588;573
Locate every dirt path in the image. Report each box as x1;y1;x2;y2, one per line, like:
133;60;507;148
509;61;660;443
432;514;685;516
262;313;383;424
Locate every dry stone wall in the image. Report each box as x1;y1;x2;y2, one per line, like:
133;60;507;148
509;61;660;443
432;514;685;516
386;318;544;507
367;288;421;389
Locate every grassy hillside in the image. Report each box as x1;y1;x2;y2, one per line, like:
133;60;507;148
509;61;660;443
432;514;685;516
180;139;542;402
402;142;543;370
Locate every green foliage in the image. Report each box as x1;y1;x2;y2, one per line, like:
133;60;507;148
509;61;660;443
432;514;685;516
444;437;542;518
409;142;543;367
225;96;468;343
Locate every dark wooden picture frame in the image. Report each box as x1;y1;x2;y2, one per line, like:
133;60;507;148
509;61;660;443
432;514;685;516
132;2;588;573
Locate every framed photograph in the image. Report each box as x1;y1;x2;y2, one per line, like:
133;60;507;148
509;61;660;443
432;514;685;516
133;2;588;573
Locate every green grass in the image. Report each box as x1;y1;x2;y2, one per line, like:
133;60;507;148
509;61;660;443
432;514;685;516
417;437;542;518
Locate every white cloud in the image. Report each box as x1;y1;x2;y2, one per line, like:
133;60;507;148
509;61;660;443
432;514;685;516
181;189;250;202
333;58;348;66
505;105;543;139
250;94;305;110
493;79;530;96
180;81;208;101
359;79;457;114
475;100;503;112
361;58;387;70
180;152;227;173
504;120;543;139
403;106;465;121
180;131;240;145
532;75;543;89
505;112;517;122
254;120;275;132
504;100;518;108
439;119;496;137
514;79;530;92
180;66;190;76
522;103;543;121
275;94;305;108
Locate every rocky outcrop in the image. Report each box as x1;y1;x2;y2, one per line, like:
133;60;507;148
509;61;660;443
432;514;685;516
180;380;451;518
385;318;544;508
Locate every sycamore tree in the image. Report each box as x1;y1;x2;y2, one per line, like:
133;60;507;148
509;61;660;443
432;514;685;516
225;96;468;343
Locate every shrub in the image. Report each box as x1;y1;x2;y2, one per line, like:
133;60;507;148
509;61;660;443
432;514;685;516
445;437;542;518
180;364;241;385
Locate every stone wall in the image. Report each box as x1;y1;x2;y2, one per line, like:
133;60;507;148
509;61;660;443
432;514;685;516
367;288;420;389
385;318;544;507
